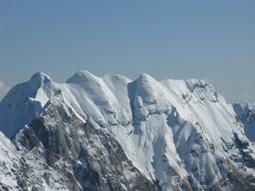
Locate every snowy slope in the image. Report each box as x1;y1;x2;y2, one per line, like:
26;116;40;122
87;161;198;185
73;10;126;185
0;73;56;138
0;131;20;191
233;102;255;142
0;70;255;191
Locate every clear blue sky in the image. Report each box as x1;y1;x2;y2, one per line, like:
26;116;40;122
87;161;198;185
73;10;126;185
0;0;255;102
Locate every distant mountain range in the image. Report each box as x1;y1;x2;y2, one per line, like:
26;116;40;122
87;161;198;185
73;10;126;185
0;71;255;191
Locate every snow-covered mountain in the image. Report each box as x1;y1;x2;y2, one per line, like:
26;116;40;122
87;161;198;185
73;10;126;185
233;102;255;142
0;71;255;191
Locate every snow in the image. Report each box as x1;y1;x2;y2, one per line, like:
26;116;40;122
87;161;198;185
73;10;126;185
0;72;55;138
0;70;254;190
0;131;20;190
233;102;255;142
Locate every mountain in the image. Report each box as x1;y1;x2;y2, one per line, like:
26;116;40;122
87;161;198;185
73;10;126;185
233;102;255;142
0;70;255;191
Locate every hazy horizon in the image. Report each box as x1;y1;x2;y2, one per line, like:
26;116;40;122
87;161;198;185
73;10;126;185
0;1;254;102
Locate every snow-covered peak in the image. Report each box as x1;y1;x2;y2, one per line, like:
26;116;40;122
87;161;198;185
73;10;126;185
185;79;213;91
130;73;166;104
1;70;255;190
0;72;55;138
30;72;52;84
138;72;155;81
0;71;236;141
66;70;99;84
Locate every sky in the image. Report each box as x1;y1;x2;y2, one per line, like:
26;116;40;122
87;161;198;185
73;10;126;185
0;0;255;102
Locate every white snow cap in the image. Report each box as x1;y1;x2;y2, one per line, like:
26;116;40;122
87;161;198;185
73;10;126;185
0;70;253;190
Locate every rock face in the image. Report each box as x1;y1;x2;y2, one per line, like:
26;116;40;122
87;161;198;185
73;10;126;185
15;98;155;191
233;102;255;142
0;71;255;191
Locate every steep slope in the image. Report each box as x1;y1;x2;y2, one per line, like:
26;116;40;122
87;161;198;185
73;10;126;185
15;97;154;191
233;102;255;142
0;73;56;138
0;70;255;191
0;131;20;191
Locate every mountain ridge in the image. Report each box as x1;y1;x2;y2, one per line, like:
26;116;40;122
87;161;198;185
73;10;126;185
0;71;255;191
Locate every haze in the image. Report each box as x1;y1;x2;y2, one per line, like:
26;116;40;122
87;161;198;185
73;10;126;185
0;0;254;102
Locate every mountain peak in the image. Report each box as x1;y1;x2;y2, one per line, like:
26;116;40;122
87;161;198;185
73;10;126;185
185;79;213;92
29;72;52;89
31;72;51;82
1;70;255;190
137;73;156;82
66;70;99;84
